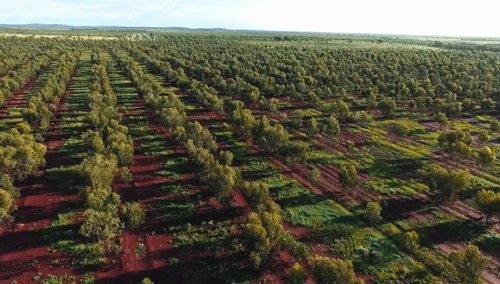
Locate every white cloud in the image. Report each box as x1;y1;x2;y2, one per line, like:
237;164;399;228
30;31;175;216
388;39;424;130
0;0;499;36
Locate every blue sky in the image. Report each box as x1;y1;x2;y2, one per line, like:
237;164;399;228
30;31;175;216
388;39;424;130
1;0;499;37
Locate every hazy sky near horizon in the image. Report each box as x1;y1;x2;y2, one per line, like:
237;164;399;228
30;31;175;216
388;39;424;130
1;0;499;37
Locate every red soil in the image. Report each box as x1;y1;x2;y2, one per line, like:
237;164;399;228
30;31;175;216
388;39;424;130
283;223;313;239
262;250;296;284
230;188;249;210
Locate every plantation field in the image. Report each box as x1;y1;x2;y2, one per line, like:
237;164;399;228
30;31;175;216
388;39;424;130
0;31;498;284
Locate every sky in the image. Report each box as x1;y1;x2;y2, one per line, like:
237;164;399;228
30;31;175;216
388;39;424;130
1;0;499;37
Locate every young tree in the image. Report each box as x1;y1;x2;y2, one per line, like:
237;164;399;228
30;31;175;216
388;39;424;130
286;263;308;284
450;141;472;163
367;92;377;109
231;107;256;138
244;212;272;268
309;256;363;284
306;117;319;137
0;188;14;225
340;164;359;189
308;167;321;183
247;86;260;105
435;112;448;129
438;130;473;154
80;207;122;243
0;174;17;198
106;130;134;167
80;154;117;190
474;189;500;226
419;164;471;201
218;150;234;166
290;110;305;130
279;141;309;162
325;115;340;137
333;99;351;121
267;98;280;114
362;201;382;224
241;181;270;210
401;231;419;253
477;146;496;168
120;167;133;184
206;162;237;198
159;107;186;131
82;130;106;154
121;202;146;229
378;97;397;118
141;278;155;284
450;245;488;284
0;128;47;180
491;120;499;133
477;131;490;145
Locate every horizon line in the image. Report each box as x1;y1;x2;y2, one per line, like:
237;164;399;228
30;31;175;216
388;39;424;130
1;23;500;40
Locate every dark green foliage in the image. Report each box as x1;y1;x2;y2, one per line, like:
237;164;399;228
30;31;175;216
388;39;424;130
340;164;359;189
310;256;363;284
419;164;471;200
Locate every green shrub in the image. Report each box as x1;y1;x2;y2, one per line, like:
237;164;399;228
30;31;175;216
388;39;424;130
121;202;146;229
286;263;308;284
310;256;363;284
362;201;382;224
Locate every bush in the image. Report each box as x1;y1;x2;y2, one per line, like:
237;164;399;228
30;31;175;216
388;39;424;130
308;167;321;182
140;278;154;284
419;164;470;200
401;231;419;253
340;164;359;189
449;245;489;284
388;122;410;136
80;208;122;243
121;167;133;184
478;146;496;167
286;263;308;284
474;189;500;225
325;115;341;136
309;256;363;284
362;201;382;224
0;128;47;180
79;273;96;284
121;202;146;229
241;181;270;210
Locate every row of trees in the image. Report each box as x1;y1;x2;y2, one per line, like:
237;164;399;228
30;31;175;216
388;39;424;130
124;45;370;282
112;49;187;133
183;126;238;199
0;53;54;107
78;50;143;251
86;50;134;168
131;36;499;123
241;181;309;268
23;52;79;131
0;123;46;224
437;129;497;167
228;101;309;161
113;49;240;201
116;41;493;282
124;37;499;283
114;48;314;277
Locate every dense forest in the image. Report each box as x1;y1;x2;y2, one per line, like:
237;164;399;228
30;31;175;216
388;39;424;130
0;31;498;284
